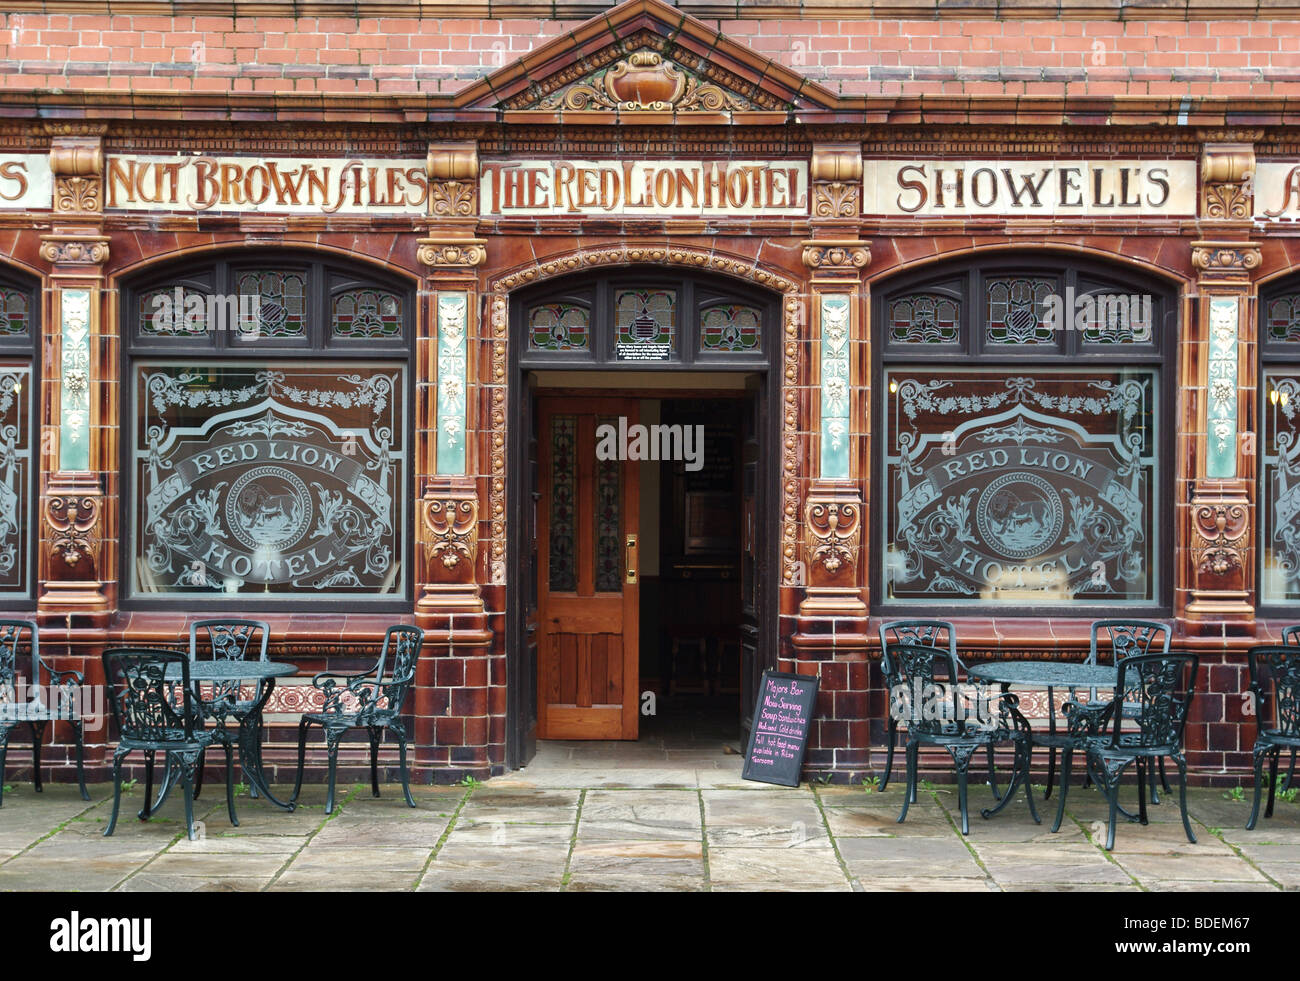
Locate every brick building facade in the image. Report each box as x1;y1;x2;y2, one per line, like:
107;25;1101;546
0;0;1296;787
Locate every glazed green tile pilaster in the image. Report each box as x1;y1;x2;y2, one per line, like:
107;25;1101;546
1206;296;1239;479
819;294;851;479
59;289;91;472
436;292;468;476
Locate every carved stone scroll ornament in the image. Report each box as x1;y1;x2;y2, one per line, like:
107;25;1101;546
422;494;478;584
802;242;871;273
811;145;864;220
417;239;486;268
427;142;478;218
1191;242;1261;284
50;138;103;216
39;236;109;266
805;498;861;582
539;51;751;112
45;495;100;570
1194;501;1248;581
1201;144;1255;221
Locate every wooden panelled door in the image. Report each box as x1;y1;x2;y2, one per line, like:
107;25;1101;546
537;397;640;740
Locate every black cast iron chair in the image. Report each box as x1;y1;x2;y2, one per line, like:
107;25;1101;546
888;642;1039;835
102;649;238;841
188;619;269;800
0;619;89;805
878;620;998;799
291;625;424;815
1245;645;1300;830
1068;651;1199;851
1043;620;1171;807
1276;627;1300;792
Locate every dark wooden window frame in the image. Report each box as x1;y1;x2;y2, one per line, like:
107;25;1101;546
871;254;1177;617
119;249;417;612
0;267;39;607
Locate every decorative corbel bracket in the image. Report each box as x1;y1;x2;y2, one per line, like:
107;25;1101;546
1200;143;1255;223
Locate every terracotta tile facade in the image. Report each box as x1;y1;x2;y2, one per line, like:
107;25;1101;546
1;0;1297;788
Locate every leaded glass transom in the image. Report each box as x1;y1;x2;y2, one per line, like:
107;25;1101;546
700;304;761;353
236;270;306;339
332;289;402;339
1080;291;1154;345
1267;293;1300;344
0;289;29;337
138;286;212;337
615;289;676;361
986;278;1056;345
529;303;590;352
548;415;577;592
889;293;960;344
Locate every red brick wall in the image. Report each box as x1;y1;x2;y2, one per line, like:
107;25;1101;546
1;13;1297;98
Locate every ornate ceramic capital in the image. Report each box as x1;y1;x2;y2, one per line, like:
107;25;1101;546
427;142;478;219
422;493;478;583
1200;143;1255;221
802;240;871;273
1191;241;1261;284
810;144;863;220
45;495;100;571
49;135;103;216
418;238;486;269
39;234;110;267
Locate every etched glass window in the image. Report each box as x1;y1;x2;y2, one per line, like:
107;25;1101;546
882;368;1158;606
235;270;307;339
1262;371;1300;603
130;362;405;599
529;303;590;352
700;304;761;353
615;289;676;361
548;415;577;592
889;292;959;344
986;277;1056;345
332;289;402;339
0;365;31;596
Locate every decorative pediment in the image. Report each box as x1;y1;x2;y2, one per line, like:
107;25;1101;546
461;0;835;115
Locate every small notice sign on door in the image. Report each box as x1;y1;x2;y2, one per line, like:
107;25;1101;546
742;670;819;787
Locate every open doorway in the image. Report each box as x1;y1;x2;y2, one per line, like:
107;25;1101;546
507;372;772;768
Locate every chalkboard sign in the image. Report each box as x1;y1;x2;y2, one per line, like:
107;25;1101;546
742;670;820;787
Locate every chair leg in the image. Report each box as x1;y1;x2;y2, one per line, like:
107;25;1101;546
139;750;156;821
223;743;239;828
1158;756;1171;794
104;750;127;837
1284;748;1298;793
324;730;341;816
898;742;918;824
879;717;897;793
290;719;310;805
1051;747;1074;833
1174;754;1197;845
956;761;971;836
28;721;45;792
1248;744;1269;831
0;731;8;807
1101;758;1129;851
72;720;89;801
193;747;206;801
1147;756;1161;806
395;727;415;808
368;726;381;798
1266;748;1281;820
178;755;198;842
1045;746;1056;800
985;743;998;798
1136;758;1149;826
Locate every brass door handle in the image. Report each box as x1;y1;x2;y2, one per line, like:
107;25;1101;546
625;534;638;585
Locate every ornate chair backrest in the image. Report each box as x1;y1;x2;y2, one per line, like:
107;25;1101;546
103;649;197;743
879;620;957;687
1107;652;1198;751
884;643;965;738
375;626;424;713
1282;626;1300;647
1247;645;1300;740
190;619;269;705
0;619;36;703
1087;620;1170;704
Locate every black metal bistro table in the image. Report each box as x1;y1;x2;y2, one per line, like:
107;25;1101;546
966;660;1119;821
162;660;298;812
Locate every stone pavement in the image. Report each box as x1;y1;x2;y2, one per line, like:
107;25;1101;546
2;751;1300;891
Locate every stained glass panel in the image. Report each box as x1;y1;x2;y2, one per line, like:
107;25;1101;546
131;362;405;598
1267;293;1300;343
595;417;621;592
548;415;577;592
615;289;676;361
986;277;1056;345
889;293;959;344
700;304;761;353
332;289;403;339
1079;291;1154;345
138;287;211;337
235;270;306;339
0;289;29;337
883;368;1158;606
529;303;590;352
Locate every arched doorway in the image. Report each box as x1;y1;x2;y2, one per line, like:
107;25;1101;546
505;268;781;765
